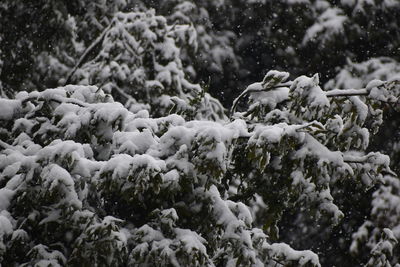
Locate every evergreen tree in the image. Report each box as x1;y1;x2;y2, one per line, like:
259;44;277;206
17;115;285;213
1;1;400;266
1;69;399;265
66;10;225;121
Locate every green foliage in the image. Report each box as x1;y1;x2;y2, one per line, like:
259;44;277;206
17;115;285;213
1;1;400;266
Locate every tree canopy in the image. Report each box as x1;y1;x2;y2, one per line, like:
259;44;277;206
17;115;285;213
1;1;400;266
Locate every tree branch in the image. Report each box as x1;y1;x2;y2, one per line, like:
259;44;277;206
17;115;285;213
112;85;137;104
0;140;12;150
230;82;292;117
64;21;114;85
231;85;371;118
22;95;87;108
325;89;368;97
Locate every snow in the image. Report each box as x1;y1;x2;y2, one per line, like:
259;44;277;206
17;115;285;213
174;228;207;254
55;104;90;138
326;57;400;90
28;244;66;266
204;186;254;248
113;129;157;155
249;87;289;110
0;212;14;242
251;124;285;145
11;229;29;242
1;162;21;178
349;96;368;124
41;165;74;190
100;154;166;188
268;243;320;266
325;115;343;134
367;79;399;103
0;188;15;210
325;88;368;97
0;6;399;262
289;74;331;120
39;210;62;225
41;164;82;209
38;140;87;163
0;99;20;120
163;169;179;183
303;8;347;45
135;224;165;243
297;134;343;165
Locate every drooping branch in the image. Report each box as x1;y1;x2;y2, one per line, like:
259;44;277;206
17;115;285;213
112;84;137;105
22;94;88;108
64;21;114;86
231;81;399;119
230;82;292;117
230;83;373;118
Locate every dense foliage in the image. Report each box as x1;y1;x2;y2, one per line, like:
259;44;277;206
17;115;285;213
1;1;400;266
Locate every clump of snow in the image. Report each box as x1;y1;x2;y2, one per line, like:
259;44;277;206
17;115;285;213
0;99;21;121
290;74;330;119
303;7;347;45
